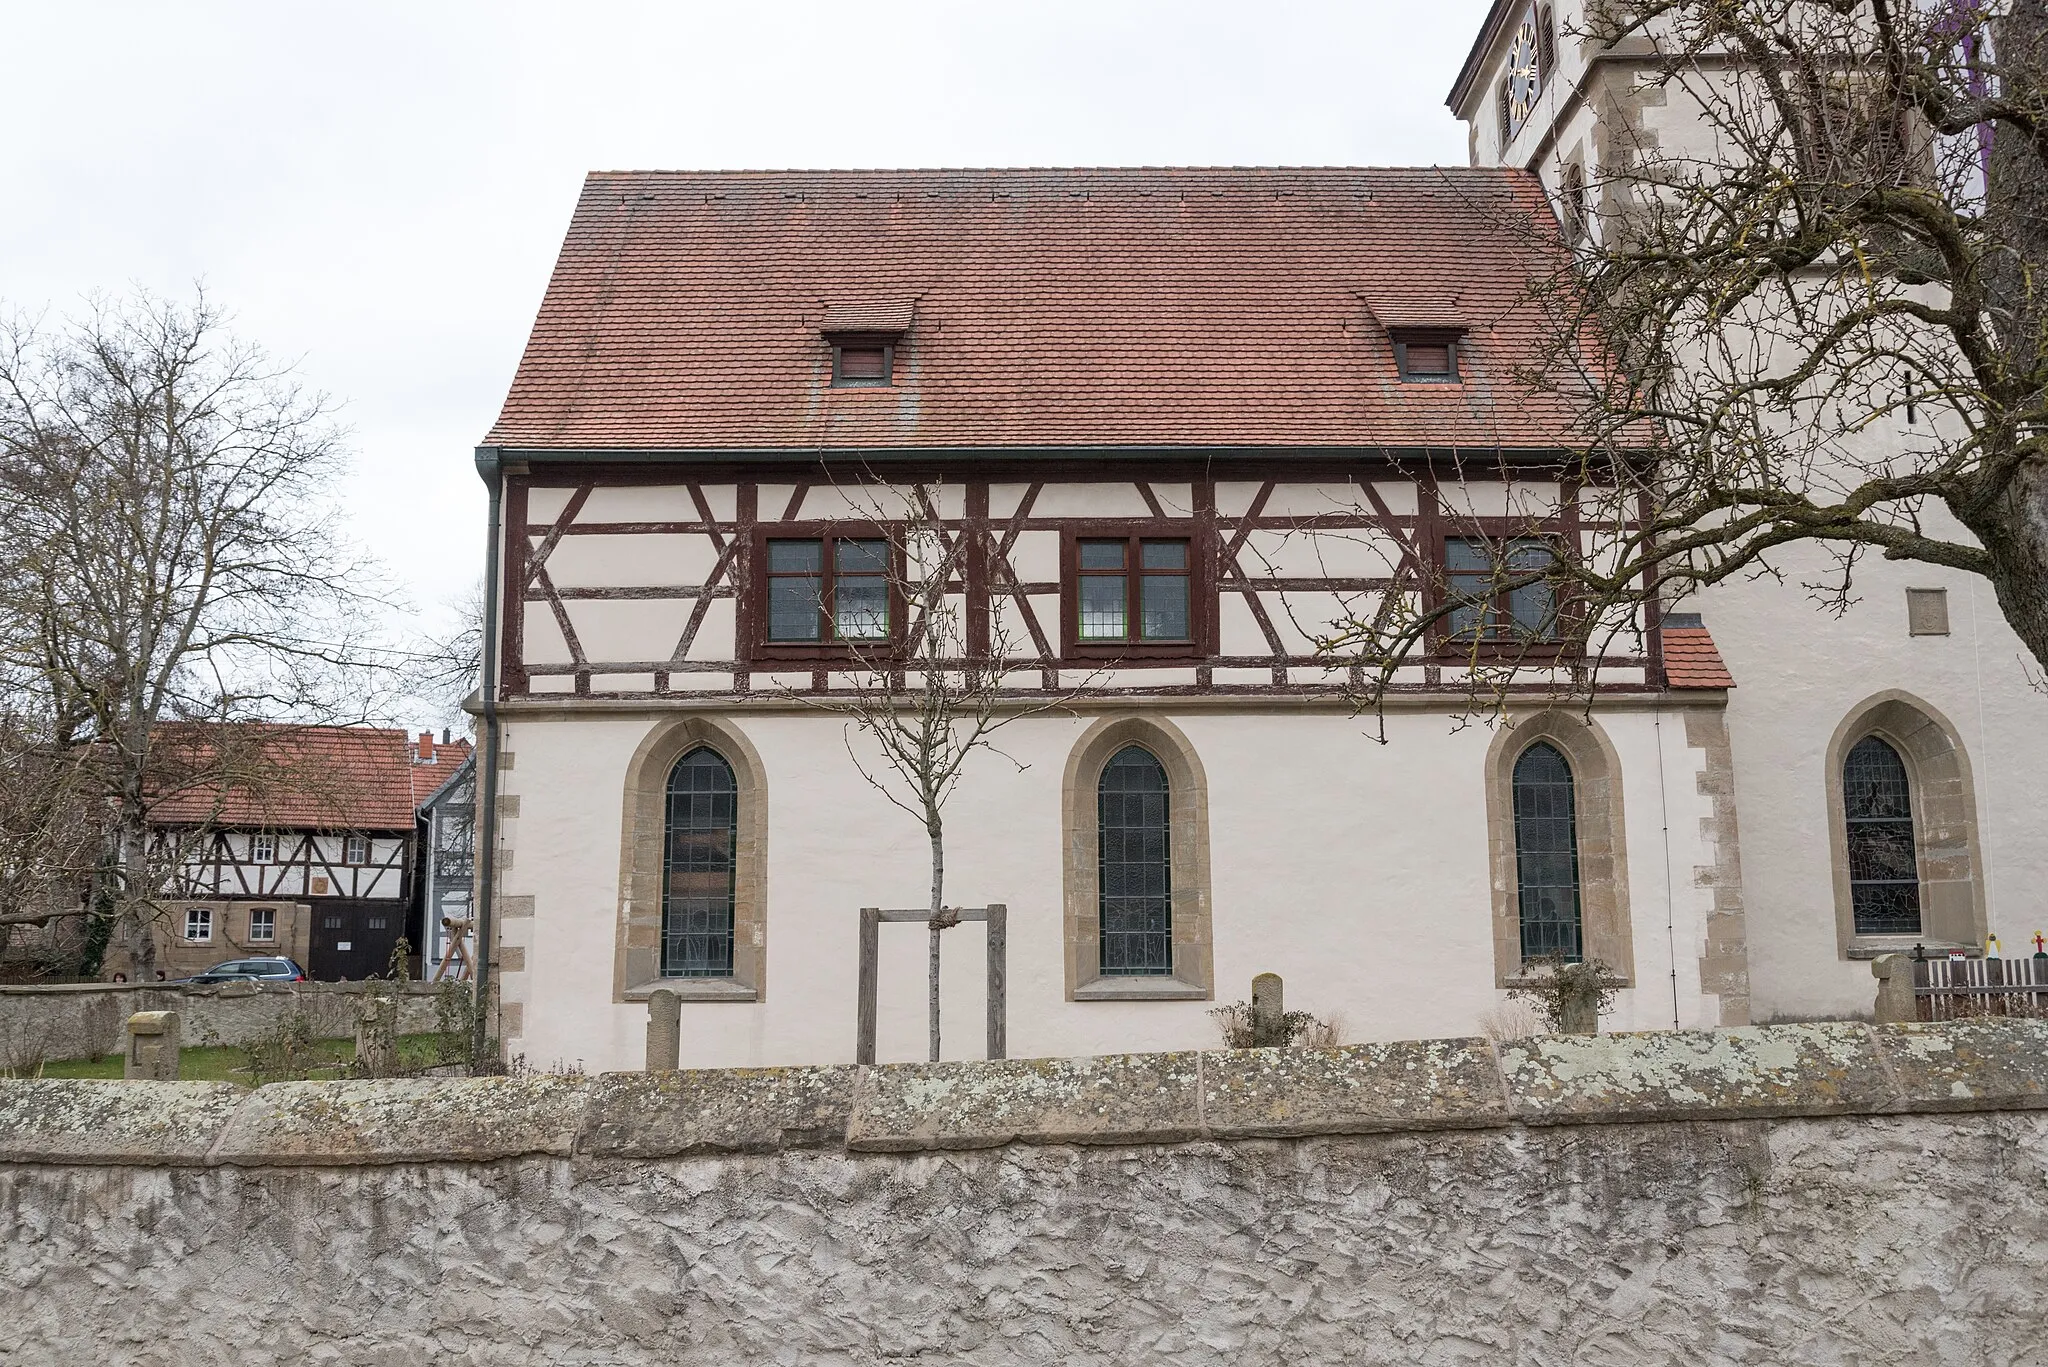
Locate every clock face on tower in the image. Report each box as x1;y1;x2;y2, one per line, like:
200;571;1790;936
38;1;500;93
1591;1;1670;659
1506;11;1543;135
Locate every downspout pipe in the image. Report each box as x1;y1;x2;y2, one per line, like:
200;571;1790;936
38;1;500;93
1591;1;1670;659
471;445;505;1069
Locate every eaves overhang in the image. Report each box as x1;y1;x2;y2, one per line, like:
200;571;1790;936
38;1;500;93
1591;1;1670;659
476;443;1603;469
1446;0;1525;115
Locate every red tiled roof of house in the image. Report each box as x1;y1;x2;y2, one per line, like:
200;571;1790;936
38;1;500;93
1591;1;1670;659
147;725;443;830
408;734;473;809
1662;627;1736;689
485;166;1585;453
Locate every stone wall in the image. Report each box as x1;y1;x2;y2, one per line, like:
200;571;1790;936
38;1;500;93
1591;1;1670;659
4;1019;2048;1364
0;981;452;1064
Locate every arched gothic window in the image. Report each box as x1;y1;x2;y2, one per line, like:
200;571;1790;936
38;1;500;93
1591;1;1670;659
1843;735;1920;935
664;747;738;977
1098;745;1172;976
1513;741;1583;962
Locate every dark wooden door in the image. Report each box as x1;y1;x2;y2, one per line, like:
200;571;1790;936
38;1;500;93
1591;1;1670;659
307;901;407;981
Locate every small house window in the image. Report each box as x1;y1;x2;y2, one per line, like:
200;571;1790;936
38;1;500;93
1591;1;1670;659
248;907;276;943
832;341;893;387
343;834;369;865
1075;537;1192;643
764;536;893;643
185;907;213;943
1444;538;1560;643
251;833;276;863
1844;735;1921;934
1394;334;1461;383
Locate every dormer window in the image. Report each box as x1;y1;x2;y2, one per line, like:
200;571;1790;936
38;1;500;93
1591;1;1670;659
1394;332;1462;384
832;339;893;387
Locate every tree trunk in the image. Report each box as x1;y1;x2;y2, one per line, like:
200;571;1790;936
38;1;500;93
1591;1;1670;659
1957;457;2048;678
927;817;944;1063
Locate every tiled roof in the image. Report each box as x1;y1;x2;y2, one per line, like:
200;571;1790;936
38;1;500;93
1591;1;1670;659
820;300;916;334
148;725;465;830
408;735;473;811
1662;627;1736;689
485;166;1583;453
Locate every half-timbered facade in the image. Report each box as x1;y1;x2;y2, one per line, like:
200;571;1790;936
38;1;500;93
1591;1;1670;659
148;726;470;981
472;160;1753;1072
474;10;2048;1071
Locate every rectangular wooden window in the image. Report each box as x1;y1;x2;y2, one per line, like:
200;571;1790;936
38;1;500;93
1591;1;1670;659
832;341;893;387
343;834;369;866
1395;334;1461;383
251;833;275;864
185;907;212;943
764;536;893;644
248;907;276;943
1444;537;1560;643
1075;537;1191;643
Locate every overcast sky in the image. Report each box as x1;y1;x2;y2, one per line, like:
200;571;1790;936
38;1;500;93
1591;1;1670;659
4;1;1483;673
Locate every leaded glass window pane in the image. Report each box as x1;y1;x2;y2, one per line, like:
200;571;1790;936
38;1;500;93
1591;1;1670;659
834;539;890;640
663;747;737;976
1445;538;1494;639
766;539;824;641
1098;745;1172;975
1504;540;1559;639
1140;574;1188;640
1844;735;1921;934
1513;742;1583;963
1079;562;1128;639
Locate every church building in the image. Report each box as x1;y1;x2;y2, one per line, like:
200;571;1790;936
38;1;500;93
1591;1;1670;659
470;0;2045;1071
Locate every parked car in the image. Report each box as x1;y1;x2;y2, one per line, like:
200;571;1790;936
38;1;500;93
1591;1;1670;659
185;958;307;984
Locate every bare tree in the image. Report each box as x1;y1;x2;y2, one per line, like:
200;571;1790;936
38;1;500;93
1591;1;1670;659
785;480;1084;1061
0;288;388;975
1316;0;2048;715
399;578;484;734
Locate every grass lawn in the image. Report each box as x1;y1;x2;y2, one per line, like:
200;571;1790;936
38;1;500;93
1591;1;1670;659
30;1032;461;1084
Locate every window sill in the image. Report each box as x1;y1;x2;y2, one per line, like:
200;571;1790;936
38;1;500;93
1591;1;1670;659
1845;939;1976;961
1504;970;1631;990
623;978;759;1003
1074;976;1208;1002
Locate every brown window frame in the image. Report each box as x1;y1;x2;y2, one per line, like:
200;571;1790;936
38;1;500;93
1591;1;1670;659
1060;525;1212;662
829;335;895;388
342;833;370;866
1430;526;1576;659
746;524;908;664
1393;330;1464;384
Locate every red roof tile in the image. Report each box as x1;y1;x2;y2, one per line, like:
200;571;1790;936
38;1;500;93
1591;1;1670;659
1662;627;1736;689
147;725;467;830
486;166;1581;453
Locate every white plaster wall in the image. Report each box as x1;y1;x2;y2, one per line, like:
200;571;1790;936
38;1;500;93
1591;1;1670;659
499;703;1722;1073
1701;556;2048;1021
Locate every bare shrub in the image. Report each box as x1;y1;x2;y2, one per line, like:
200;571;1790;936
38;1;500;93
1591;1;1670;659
0;1012;60;1077
1209;1000;1340;1049
1477;1000;1548;1044
1511;957;1619;1035
244;1009;322;1085
77;994;125;1061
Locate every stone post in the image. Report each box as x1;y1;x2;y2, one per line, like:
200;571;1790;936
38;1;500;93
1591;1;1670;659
1872;954;1919;1025
356;993;398;1078
646;988;681;1071
1251;973;1284;1047
123;1011;181;1081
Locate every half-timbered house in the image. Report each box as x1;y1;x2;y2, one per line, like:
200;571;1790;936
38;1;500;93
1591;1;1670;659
147;726;469;981
472;5;2048;1073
